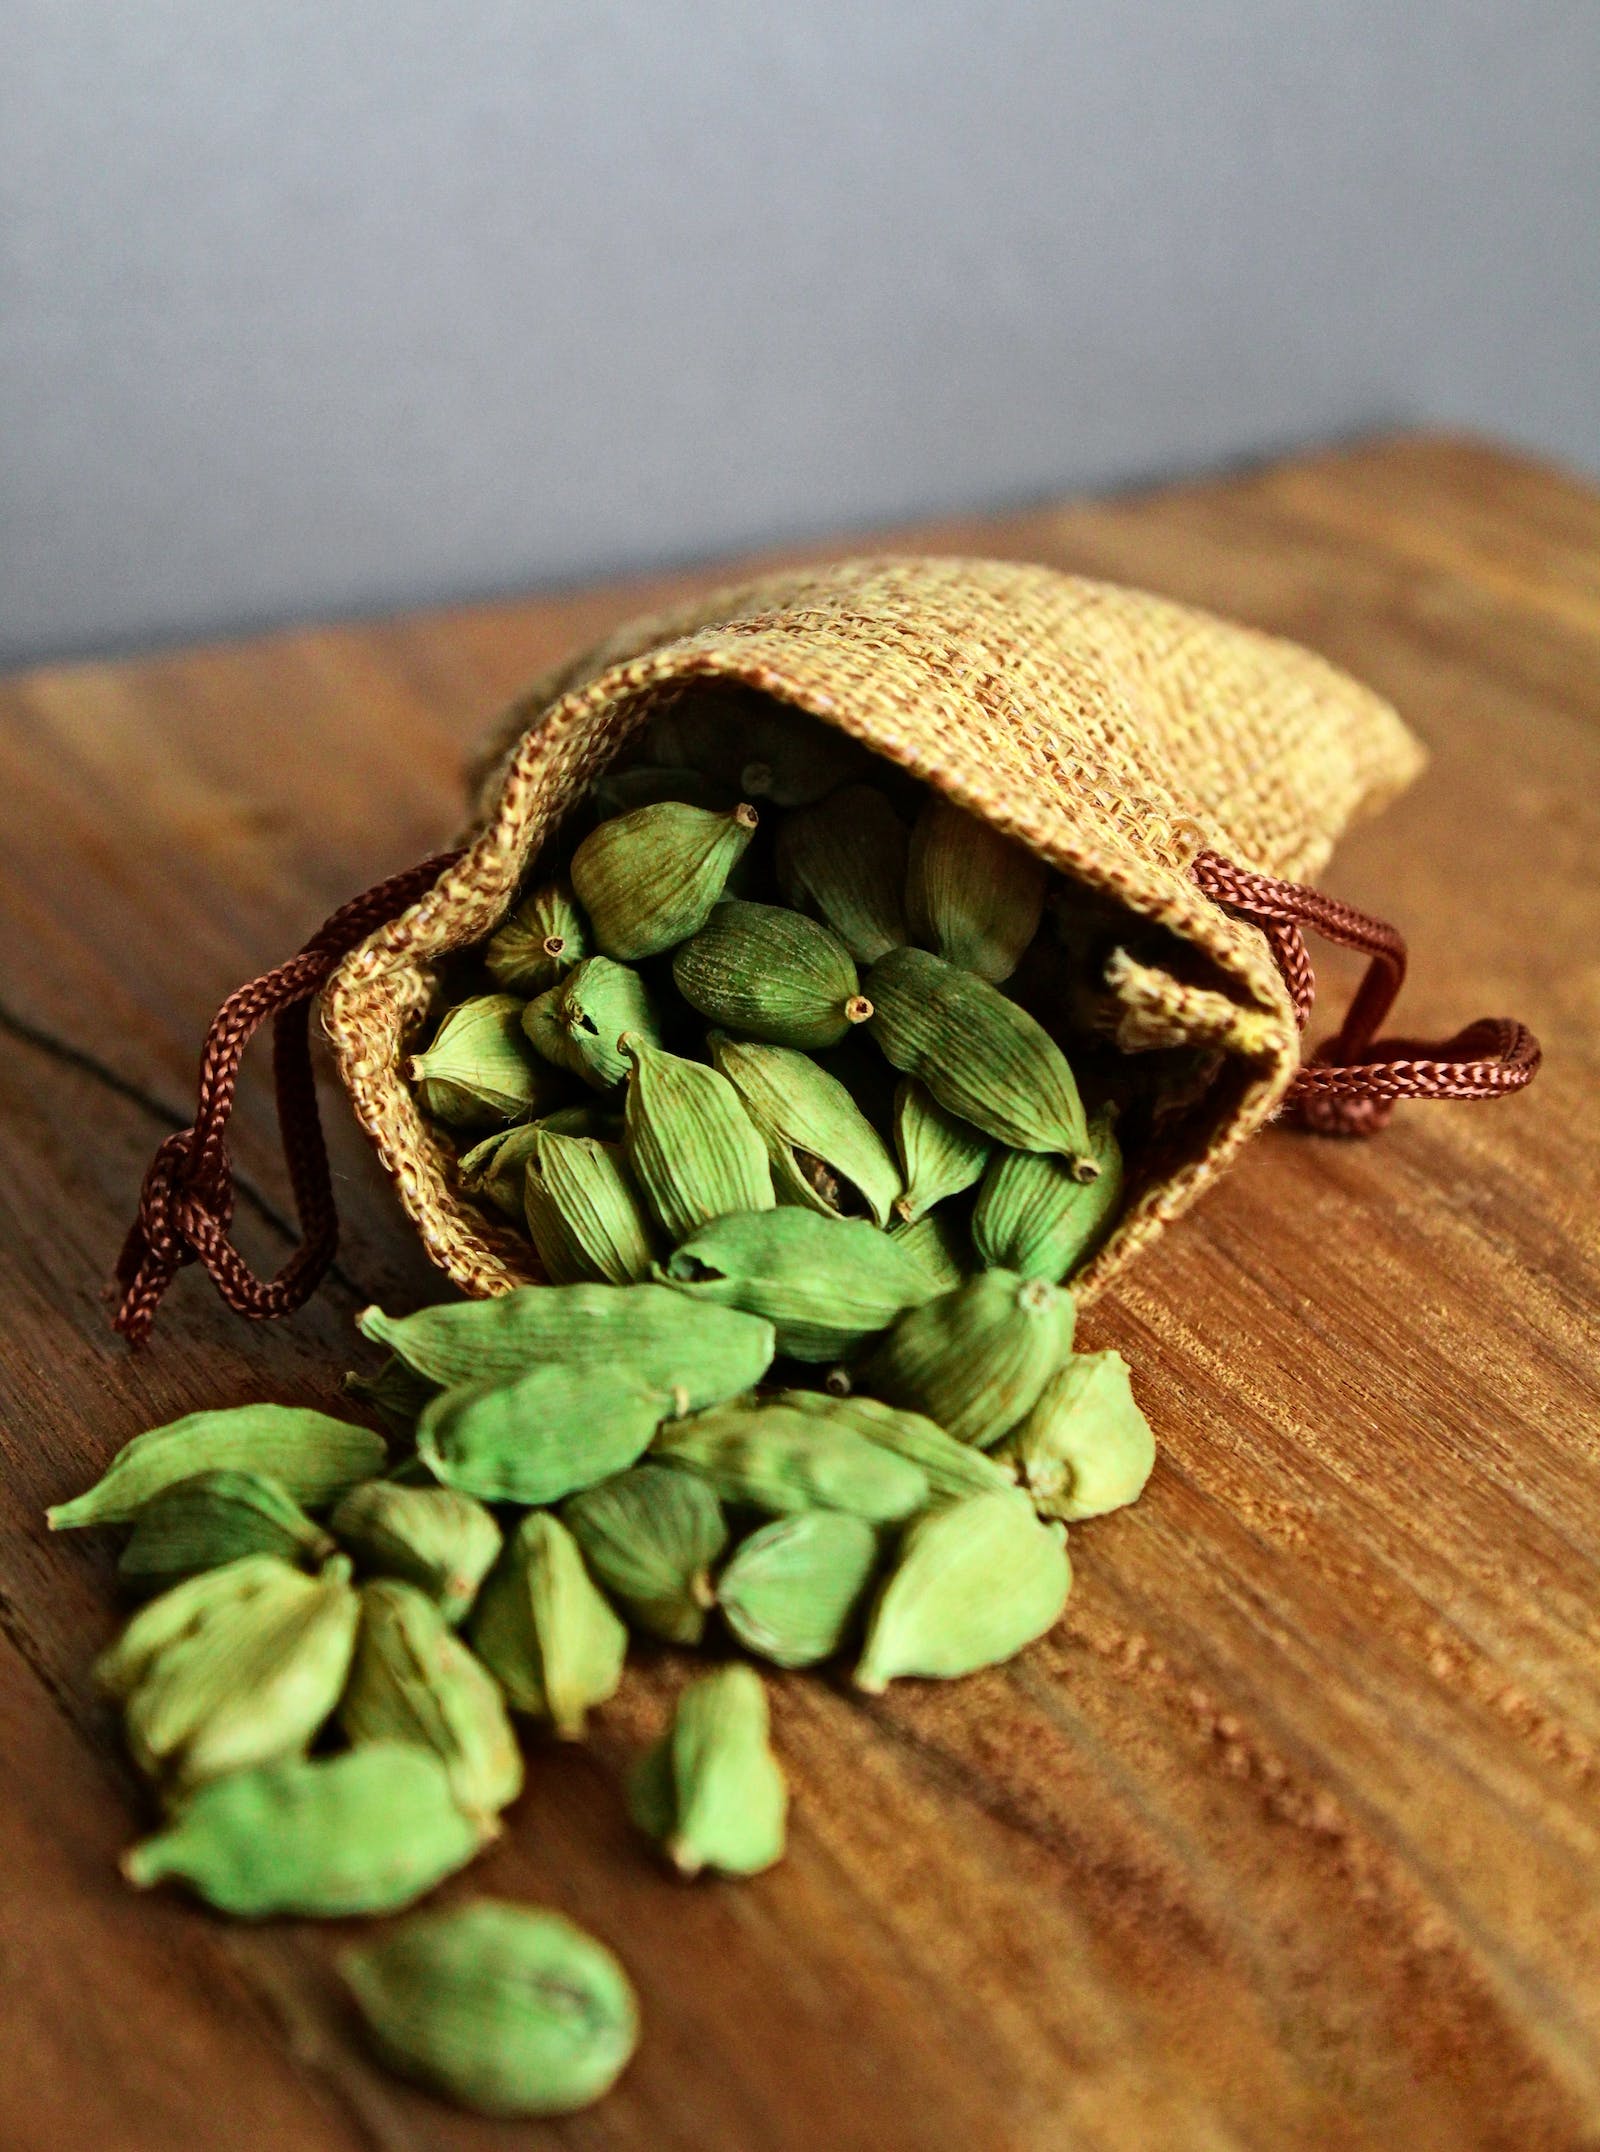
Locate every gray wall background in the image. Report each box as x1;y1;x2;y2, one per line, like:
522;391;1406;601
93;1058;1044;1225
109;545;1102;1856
4;0;1598;668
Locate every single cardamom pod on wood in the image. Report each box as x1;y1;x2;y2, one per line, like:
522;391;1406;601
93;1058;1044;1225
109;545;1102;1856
861;1270;1075;1448
855;1490;1070;1692
341;1901;639;2117
627;1663;787;1876
339;1578;523;1817
469;1512;627;1738
121;1744;489;1917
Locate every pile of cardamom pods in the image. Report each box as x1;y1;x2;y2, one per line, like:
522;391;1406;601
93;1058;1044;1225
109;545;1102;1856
50;705;1163;2119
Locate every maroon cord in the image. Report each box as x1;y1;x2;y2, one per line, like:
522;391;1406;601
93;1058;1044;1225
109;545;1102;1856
1190;851;1541;1135
111;852;462;1347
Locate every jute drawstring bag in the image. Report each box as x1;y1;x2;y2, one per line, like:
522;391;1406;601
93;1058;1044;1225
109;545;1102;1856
113;557;1539;1344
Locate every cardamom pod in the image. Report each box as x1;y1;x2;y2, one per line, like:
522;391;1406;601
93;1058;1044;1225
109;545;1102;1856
659;1207;938;1361
593;762;738;815
117;1470;335;1596
416;1362;670;1506
905;796;1047;982
121;1743;489;1917
775;784;909;962
674;901;873;1049
708;1031;902;1226
645;692;865;806
572;800;760;959
627;1663;787;1876
96;1553;299;1701
341;1901;639;2117
865;946;1095;1172
523;956;663;1092
48;1406;387;1531
653;1401;928;1522
773;1389;1014;1501
344;1356;440;1442
972;1105;1125;1280
522;1129;658;1286
717;1510;880;1667
359;1283;774;1405
457;1114;597;1223
339;1579;523;1817
993;1350;1155;1522
561;1463;728;1645
891;1079;992;1223
469;1512;627;1738
409;993;562;1128
855;1490;1070;1691
887;1205;973;1293
621;1037;774;1242
484;880;592;995
329;1480;502;1625
861;1270;1076;1448
118;1555;359;1789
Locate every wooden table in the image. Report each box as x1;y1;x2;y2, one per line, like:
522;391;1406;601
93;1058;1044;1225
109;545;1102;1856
2;433;1596;2152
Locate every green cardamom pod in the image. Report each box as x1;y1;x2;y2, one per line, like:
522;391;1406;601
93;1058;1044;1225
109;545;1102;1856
772;1390;1013;1501
359;1283;774;1405
572;799;760;960
775;784;908;962
621;1037;774;1242
344;1357;440;1442
484;880;592;995
659;1207;938;1362
905;796;1048;983
653;1401;928;1522
118;1556;359;1790
593;762;738;815
96;1553;300;1701
469;1513;627;1738
329;1480;502;1624
674;901;874;1049
458;1108;621;1221
627;1663;786;1876
523;956;663;1092
48;1406;387;1531
117;1470;335;1597
409;993;562;1129
717;1510;880;1667
341;1901;639;2117
708;1032;902;1225
854;1490;1071;1692
522;1129;658;1286
561;1463;728;1645
887;1205;972;1293
993;1350;1155;1522
417;1362;670;1506
645;693;865;806
865;946;1095;1172
972;1105;1125;1280
121;1743;489;1917
339;1579;523;1817
891;1079;992;1223
861;1270;1076;1448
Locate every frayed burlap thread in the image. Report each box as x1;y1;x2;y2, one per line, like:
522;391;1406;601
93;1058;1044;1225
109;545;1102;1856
321;557;1425;1308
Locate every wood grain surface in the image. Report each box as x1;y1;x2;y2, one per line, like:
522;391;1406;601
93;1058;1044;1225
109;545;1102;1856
1;432;1596;2152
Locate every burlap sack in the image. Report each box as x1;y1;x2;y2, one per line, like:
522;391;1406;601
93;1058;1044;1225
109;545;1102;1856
316;556;1429;1310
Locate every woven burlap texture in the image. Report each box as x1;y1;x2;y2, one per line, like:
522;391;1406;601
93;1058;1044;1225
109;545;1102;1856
322;556;1423;1306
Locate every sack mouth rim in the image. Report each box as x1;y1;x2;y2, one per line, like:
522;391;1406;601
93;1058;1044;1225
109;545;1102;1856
322;622;1302;1310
